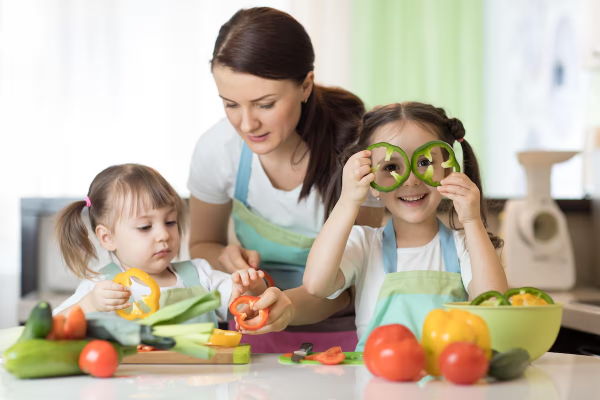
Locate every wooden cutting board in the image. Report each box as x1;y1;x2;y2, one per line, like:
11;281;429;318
123;344;251;365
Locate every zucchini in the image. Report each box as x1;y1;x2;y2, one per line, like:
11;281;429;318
18;301;53;342
4;339;88;379
4;339;134;379
488;348;530;381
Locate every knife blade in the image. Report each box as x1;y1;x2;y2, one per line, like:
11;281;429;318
291;342;313;363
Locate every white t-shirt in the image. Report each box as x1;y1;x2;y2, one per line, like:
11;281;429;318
328;225;473;340
53;259;232;321
187;118;382;238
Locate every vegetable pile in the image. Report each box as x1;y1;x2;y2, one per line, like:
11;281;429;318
363;308;533;385
3;291;222;379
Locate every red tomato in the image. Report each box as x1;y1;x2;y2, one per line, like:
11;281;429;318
79;340;120;378
364;324;417;377
370;340;425;381
439;342;488;385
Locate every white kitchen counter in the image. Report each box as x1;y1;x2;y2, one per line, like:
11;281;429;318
1;352;599;400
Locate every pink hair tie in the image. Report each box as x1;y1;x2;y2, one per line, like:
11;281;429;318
457;138;464;143
85;196;92;208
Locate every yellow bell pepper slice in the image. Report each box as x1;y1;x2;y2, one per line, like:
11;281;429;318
113;268;160;320
206;329;242;347
511;293;548;306
421;309;492;376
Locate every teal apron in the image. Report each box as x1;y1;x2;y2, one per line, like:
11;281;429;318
230;143;357;352
356;218;468;351
100;261;219;325
232;143;314;291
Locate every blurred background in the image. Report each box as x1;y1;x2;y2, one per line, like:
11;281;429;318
1;0;600;328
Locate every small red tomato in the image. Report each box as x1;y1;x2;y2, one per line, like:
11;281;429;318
439;342;488;385
79;340;120;378
370;340;425;381
364;324;417;377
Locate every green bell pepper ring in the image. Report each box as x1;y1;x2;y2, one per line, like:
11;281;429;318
504;287;555;305
470;290;510;306
410;140;460;187
366;142;411;193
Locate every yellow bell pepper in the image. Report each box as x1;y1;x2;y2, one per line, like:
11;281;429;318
511;293;548;306
113;268;160;320
206;329;242;347
421;309;492;376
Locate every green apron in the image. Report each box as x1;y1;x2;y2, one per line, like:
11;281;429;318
100;261;219;325
356;218;468;351
230;143;357;353
232;143;315;291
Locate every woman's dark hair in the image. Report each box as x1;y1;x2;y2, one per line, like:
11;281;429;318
342;102;503;249
211;7;365;218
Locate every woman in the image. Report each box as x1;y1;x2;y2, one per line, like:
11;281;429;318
188;7;383;352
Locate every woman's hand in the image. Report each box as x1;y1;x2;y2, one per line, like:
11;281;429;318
230;287;294;335
84;280;131;313
437;172;481;225
218;244;261;273
340;150;375;207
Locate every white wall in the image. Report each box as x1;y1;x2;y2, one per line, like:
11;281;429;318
0;0;351;327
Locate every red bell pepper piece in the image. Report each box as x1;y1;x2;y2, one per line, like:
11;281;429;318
229;295;270;331
261;270;276;288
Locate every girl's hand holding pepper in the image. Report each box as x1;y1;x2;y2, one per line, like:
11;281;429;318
340;150;375;207
437;172;481;225
229;287;293;335
82;280;132;313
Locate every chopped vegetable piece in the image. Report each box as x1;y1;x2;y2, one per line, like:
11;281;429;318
229;296;270;331
470;291;510;306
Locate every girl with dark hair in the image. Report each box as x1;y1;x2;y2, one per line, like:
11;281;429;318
304;102;508;351
187;7;382;351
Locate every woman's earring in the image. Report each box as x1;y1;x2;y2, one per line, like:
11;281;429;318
303;98;308;104
376;197;381;202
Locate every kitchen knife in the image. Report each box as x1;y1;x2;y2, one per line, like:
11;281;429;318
291;342;313;363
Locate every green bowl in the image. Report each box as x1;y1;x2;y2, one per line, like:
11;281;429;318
443;302;563;361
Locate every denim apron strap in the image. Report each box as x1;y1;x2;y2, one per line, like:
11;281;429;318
438;219;460;273
234;143;253;206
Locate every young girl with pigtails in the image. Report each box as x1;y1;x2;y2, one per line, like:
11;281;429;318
53;164;267;326
303;102;508;350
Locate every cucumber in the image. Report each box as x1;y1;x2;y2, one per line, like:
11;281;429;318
4;339;88;379
488;348;530;381
18;301;53;342
4;339;134;379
